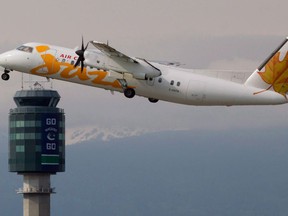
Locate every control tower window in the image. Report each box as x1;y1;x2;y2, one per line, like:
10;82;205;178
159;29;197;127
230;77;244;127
18;98;51;106
17;45;33;53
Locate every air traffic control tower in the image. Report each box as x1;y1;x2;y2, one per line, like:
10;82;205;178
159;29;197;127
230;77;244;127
9;86;65;216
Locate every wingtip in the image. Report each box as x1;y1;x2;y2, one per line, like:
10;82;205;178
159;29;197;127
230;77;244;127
91;40;104;44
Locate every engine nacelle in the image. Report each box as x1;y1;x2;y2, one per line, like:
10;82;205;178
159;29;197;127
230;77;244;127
133;72;146;80
84;50;108;71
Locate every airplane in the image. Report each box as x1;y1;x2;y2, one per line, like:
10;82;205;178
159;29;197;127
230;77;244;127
0;37;288;106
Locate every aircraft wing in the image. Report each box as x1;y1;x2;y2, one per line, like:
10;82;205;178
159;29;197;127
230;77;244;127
151;60;182;67
88;41;161;79
90;41;138;63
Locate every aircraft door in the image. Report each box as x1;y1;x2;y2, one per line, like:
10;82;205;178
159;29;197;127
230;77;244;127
186;80;206;103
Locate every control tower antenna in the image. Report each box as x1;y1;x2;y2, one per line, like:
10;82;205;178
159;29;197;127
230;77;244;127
21;74;54;90
21;73;23;90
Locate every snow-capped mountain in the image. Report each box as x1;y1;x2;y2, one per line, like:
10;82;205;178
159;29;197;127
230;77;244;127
65;126;152;145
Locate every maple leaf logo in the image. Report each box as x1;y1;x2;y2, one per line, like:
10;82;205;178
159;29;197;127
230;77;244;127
255;51;288;98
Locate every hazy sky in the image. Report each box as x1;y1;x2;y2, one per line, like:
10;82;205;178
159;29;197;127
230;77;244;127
0;0;288;134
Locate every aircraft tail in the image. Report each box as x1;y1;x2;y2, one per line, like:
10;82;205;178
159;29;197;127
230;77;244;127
245;37;288;97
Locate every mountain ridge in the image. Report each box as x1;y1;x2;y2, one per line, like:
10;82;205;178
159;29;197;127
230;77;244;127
66;126;186;145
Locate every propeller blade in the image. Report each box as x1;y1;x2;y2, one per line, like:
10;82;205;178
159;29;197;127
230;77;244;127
81;61;84;72
74;37;90;72
74;58;81;68
84;42;89;51
81;36;84;50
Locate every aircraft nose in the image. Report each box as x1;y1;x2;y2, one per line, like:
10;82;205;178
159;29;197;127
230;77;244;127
0;51;12;68
0;53;7;65
0;50;24;70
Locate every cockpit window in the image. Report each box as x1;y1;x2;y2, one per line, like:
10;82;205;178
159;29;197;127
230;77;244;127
17;45;33;53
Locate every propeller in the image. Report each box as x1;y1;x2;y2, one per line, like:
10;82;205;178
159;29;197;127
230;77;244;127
74;37;89;72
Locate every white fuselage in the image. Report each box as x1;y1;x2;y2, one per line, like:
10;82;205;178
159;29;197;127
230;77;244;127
0;42;287;106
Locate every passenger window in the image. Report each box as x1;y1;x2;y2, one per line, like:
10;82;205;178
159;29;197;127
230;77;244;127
71;60;74;65
158;78;162;83
177;82;181;86
170;80;174;85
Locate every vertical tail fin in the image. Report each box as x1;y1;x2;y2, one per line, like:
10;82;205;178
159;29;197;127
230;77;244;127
245;37;288;97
